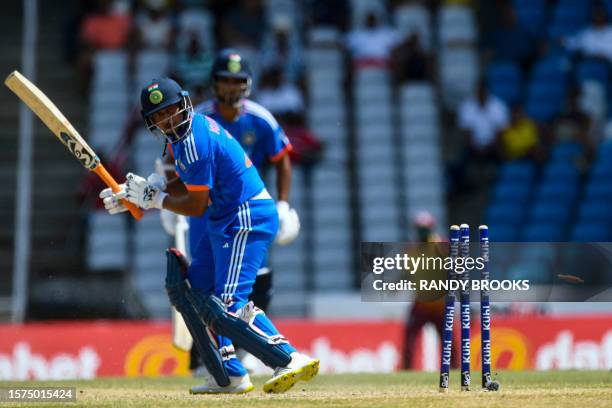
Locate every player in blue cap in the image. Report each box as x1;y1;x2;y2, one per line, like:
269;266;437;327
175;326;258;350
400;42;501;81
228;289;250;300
99;77;318;394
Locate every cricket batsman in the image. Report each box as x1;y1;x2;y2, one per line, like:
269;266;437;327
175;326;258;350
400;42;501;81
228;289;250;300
99;77;318;394
160;49;300;373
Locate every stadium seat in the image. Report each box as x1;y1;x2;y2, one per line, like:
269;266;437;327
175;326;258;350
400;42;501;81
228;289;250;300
487;223;520;242
438;5;477;45
576;201;612;223
486;202;525;224
548;0;591;39
570;223;610;242
492;181;531;203
605;0;612;18
536;181;578;202
542;162;579;183
522;223;565;242
513;0;547;36
497;161;537;183
528;201;572;223
550;141;584;162
486;61;523;105
525;81;566;122
583;181;612;202
576;59;609;86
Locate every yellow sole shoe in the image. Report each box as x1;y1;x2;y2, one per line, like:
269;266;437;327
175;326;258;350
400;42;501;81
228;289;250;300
263;359;320;394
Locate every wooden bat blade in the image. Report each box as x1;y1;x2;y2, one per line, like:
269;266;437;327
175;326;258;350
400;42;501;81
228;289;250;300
5;70;143;220
5;70;99;170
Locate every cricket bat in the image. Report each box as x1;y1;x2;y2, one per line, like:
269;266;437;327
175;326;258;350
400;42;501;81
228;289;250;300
5;70;142;220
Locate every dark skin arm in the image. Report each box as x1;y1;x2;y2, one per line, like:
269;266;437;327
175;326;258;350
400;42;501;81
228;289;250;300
274;153;292;202
162;181;209;217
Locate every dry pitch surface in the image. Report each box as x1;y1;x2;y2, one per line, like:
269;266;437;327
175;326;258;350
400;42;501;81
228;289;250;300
1;370;611;408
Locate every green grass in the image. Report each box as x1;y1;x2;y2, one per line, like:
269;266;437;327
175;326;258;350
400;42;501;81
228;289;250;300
1;370;611;407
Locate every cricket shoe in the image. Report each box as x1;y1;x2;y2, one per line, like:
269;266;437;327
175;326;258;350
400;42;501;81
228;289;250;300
263;352;320;393
190;370;254;394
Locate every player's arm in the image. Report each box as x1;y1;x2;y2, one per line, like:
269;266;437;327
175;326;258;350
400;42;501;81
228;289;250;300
162;184;209;217
269;134;299;245
274;152;292;202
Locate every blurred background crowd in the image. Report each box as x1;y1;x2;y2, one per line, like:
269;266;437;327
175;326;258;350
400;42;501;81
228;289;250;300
2;0;612;322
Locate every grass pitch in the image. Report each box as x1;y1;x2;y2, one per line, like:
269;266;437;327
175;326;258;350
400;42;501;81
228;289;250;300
2;370;611;408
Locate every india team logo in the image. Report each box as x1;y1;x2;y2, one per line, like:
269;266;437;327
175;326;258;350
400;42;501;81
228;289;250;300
149;90;163;104
228;54;242;73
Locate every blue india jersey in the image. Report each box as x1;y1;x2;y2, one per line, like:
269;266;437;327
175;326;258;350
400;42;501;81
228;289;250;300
195;100;292;173
171;113;265;220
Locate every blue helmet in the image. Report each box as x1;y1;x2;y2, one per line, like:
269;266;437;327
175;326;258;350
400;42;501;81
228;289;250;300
140;77;193;144
211;49;252;107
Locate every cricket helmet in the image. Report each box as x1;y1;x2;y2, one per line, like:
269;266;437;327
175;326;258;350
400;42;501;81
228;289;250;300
140;77;193;144
211;49;252;106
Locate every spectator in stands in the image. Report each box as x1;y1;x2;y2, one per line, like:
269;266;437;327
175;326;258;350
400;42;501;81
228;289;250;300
64;0;96;64
220;0;266;49
80;0;131;51
260;15;304;85
345;10;401;66
174;0;215;54
451;79;509;191
256;66;305;120
563;6;612;62
458;79;510;157
281;112;324;167
553;87;594;157
77;0;132;94
132;0;175;50
484;2;536;70
498;105;541;162
171;31;214;100
390;32;434;83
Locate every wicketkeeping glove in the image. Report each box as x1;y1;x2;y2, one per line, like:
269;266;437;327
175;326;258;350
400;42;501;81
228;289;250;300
275;200;300;245
120;172;168;210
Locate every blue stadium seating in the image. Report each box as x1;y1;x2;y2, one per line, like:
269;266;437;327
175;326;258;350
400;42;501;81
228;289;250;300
570;223;610;241
576;59;610;86
492;181;531;203
576;201;612;223
596;140;612;159
549;142;584;162
486;61;523;105
536;181;578;202
583;181;612;202
488;224;520;242
486;202;525;224
522;223;565;241
513;0;547;36
525;79;567;122
590;162;612;180
542;161;579;182
525;223;566;241
605;0;612;19
548;0;591;39
498;161;537;183
528;201;573;223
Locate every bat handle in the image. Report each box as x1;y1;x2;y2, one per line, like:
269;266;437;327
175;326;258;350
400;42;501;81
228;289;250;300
93;164;143;220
